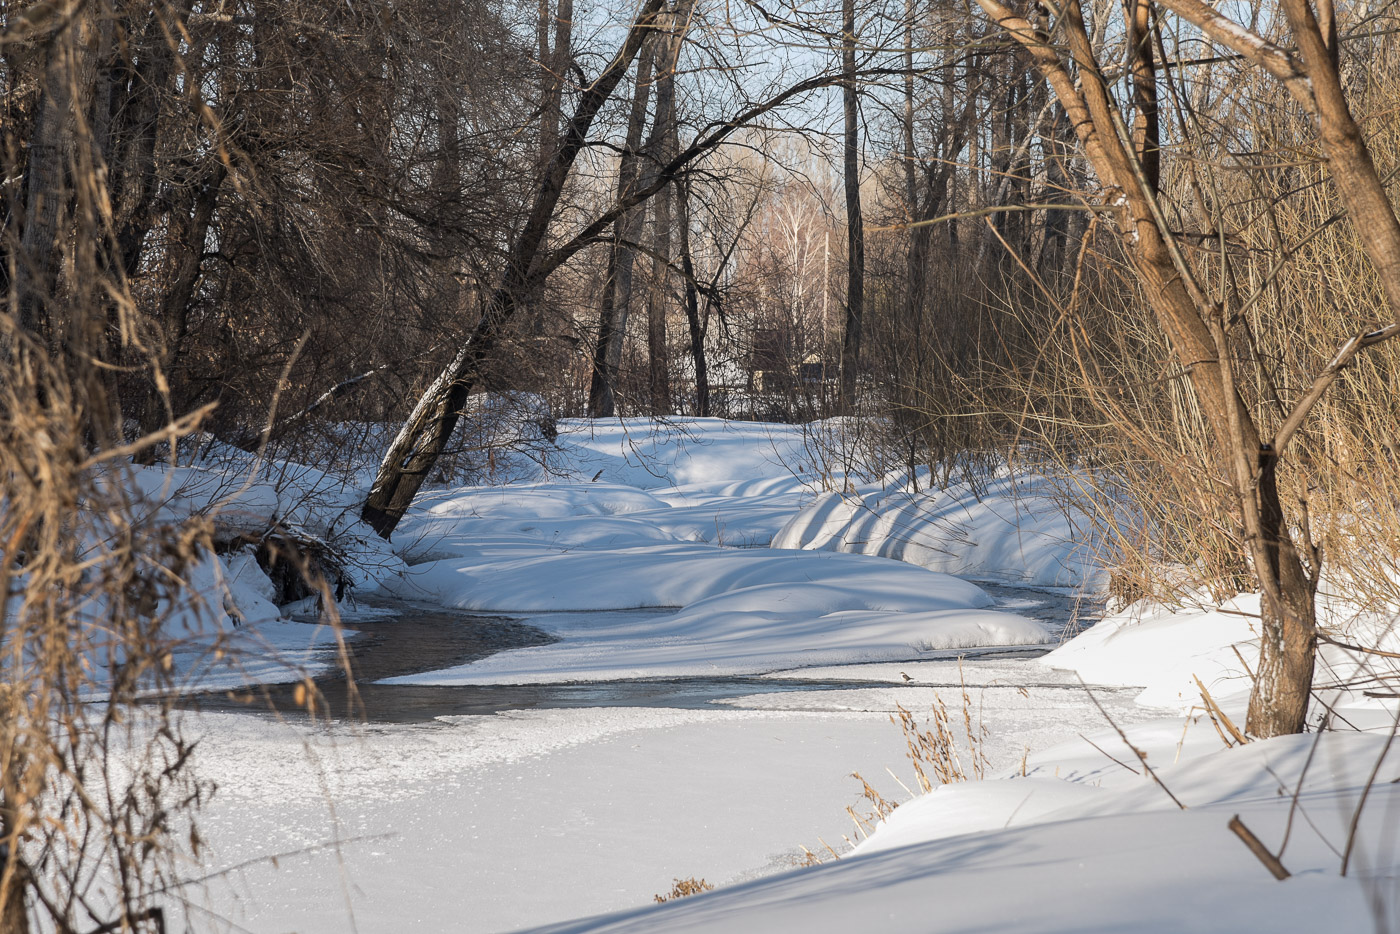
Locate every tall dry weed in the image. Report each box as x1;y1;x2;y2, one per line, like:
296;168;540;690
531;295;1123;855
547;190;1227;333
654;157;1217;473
0;338;227;932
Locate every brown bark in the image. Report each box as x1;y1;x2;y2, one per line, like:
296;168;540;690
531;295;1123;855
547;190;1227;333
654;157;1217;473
975;0;1322;737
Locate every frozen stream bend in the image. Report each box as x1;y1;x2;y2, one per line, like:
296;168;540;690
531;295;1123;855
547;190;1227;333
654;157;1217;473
180;583;1163;934
130;421;1400;934
194;583;1103;723
167;420;1159;932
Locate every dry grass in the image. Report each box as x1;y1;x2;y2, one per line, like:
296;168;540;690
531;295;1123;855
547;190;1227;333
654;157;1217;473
0;346;216;932
654;877;715;902
0;13;343;923
814;680;992;864
891;685;990;793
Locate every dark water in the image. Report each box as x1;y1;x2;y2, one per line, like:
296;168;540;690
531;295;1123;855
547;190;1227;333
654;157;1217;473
188;584;1100;724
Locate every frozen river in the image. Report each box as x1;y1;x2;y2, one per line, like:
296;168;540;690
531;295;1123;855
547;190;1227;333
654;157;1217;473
190;583;1098;723
178;584;1155;934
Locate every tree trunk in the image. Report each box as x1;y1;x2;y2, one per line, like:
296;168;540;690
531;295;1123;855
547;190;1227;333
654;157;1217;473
1246;454;1318;736
1037;105;1072;277
646;185;673;415
132;164;225;457
839;0;864;410
677;177;709;416
111;13;178;279
643;0;693;416
16;48;81;347
537;0;572;181
589;37;657;417
975;0;1322;736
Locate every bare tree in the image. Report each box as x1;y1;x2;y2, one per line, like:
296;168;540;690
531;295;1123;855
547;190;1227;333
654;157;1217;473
973;0;1400;736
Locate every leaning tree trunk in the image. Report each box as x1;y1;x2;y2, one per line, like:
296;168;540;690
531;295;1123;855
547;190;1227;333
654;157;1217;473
362;0;669;538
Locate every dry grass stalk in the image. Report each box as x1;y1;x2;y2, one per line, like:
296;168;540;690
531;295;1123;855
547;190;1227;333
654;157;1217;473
845;770;901;842
891;690;990;793
1194;676;1249;746
850;771;898;821
654;877;715;903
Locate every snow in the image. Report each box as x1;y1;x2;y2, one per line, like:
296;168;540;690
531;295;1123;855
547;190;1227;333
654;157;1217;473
1040;594;1263;709
545;417;834;492
377;545;1049;683
180;659;1162;933
1038;588;1400;723
378;422;1093;684
530;798;1389;934
771;473;1107;589
118;417;1400;934
527;724;1400;934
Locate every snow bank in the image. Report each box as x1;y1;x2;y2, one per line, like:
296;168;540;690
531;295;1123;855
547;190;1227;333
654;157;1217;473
121;459;404;592
1040;595;1262;708
772;474;1105;588
382;547;1050;683
534;726;1400;934
1041;590;1400;715
86;458;407;691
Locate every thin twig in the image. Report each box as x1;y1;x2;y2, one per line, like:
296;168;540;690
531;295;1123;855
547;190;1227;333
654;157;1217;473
1277;713;1329;861
1229;815;1291;879
1341;703;1400;876
1077;732;1141;774
1080;677;1187;809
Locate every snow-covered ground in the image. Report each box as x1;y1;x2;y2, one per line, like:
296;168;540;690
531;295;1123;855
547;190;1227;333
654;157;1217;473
138;417;1399;933
188;665;1162;934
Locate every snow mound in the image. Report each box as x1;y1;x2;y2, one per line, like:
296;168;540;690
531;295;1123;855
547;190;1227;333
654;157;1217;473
549;418;831;491
381;545;1050;683
391;545;993;613
772;475;1105;588
1040;595;1262;709
533;729;1399;934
